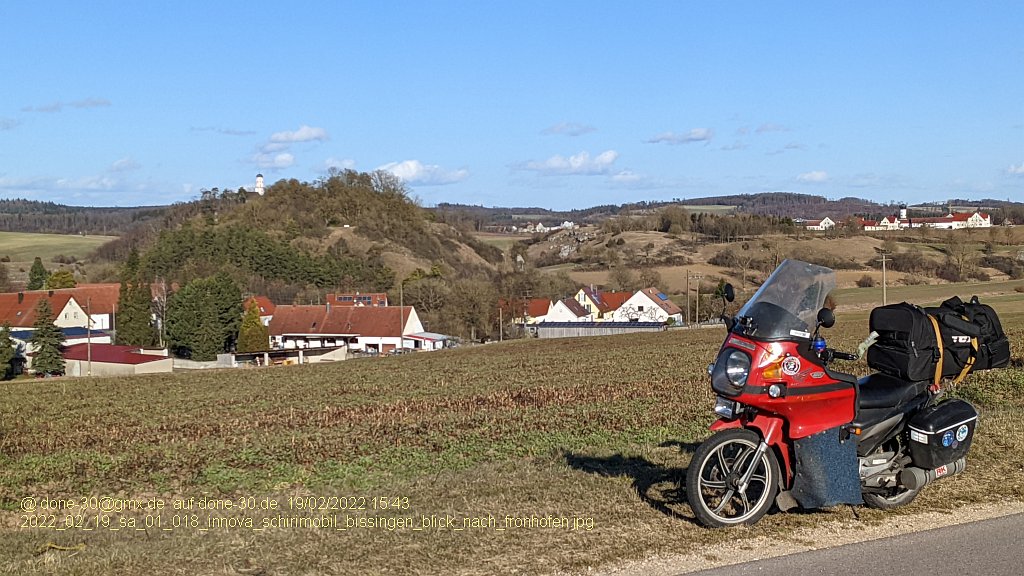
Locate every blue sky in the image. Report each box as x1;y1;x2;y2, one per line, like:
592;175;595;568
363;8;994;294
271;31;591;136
2;2;1022;210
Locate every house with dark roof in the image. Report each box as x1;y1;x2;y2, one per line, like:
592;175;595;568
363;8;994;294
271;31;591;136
611;287;683;324
574;287;632;320
545;297;594;322
268;304;423;354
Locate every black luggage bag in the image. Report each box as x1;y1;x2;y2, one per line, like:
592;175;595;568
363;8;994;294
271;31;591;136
928;296;1011;371
868;296;1011;383
867;303;940;382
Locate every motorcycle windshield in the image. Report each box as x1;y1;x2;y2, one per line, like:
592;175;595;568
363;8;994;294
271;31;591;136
734;259;836;340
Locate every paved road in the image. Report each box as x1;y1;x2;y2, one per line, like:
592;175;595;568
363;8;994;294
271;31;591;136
692;512;1024;576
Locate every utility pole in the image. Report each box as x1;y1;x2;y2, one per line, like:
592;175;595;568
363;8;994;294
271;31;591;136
694;274;703;326
86;297;92;377
874;247;891;306
685;271;690;326
881;251;888;305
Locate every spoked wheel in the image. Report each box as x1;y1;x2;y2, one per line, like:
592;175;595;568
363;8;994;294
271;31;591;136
686;429;780;527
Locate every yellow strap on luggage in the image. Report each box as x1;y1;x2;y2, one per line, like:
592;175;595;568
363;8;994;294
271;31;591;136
927;314;944;387
951;315;978;385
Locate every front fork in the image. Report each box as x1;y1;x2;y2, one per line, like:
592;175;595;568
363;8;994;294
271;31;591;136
710;413;793;486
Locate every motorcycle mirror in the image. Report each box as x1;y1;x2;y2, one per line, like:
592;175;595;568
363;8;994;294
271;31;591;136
723;284;735;303
817;307;835;329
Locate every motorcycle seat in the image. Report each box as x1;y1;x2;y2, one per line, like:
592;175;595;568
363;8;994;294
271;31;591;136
857;373;930;410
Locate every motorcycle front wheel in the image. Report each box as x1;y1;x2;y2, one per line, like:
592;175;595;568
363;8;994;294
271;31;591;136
686;428;780;528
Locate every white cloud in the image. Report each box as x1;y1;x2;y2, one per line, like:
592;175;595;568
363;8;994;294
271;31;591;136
376;160;469;185
1008;162;1024;175
609;170;643;184
796;170;829;183
110;157;141;172
22;97;111;113
0;118;19;130
192;126;256;136
646;128;713;144
324;157;357;171
756;123;789;133
542;122;596;136
518;150;619;175
252;152;296;170
269;125;329;143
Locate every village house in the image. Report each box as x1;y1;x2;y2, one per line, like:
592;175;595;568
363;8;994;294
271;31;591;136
803;217;836;231
545;297;593;322
268;304;423;355
611;288;684;324
244;295;277;326
0;291;89;330
498;297;552;324
574;287;632;320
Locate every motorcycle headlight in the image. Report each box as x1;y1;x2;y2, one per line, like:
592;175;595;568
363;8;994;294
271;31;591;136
712;348;751;396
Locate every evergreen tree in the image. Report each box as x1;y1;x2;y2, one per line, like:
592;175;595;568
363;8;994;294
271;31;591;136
0;262;12;293
237;302;269;352
28;300;64;376
0;324;15;380
116;248;156;346
27;257;47;290
165;273;242;360
44;268;77;289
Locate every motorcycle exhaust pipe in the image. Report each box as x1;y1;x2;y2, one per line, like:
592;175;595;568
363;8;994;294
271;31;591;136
900;458;967;491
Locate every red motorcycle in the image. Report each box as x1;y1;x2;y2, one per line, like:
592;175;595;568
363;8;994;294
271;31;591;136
686;259;978;527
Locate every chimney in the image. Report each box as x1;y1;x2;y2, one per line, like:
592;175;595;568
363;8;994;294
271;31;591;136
18;292;23;304
48;290;54;297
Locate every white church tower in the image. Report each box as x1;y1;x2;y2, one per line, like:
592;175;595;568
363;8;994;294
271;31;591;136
254;173;265;196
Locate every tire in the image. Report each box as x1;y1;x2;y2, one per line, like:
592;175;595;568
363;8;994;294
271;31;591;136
686;428;781;528
861;445;921;510
862;482;920;509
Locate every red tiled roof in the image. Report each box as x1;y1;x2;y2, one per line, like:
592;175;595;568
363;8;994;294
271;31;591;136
497;298;551;318
62;343;166;365
244;295;276;315
43;284;121;315
0;292;76;328
526;298;551;318
598;290;632;311
951;212;988;222
269;305;417;337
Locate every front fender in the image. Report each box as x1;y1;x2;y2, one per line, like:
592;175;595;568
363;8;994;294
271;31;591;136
710;414;793;486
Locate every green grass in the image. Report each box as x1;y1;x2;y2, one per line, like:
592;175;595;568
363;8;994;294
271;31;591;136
1;317;1022;575
0;231;114;264
834;278;1024;309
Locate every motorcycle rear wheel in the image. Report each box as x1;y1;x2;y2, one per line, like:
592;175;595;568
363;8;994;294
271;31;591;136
862;484;920;509
686;428;780;528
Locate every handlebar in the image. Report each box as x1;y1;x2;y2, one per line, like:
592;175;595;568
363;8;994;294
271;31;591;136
818;348;857;364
